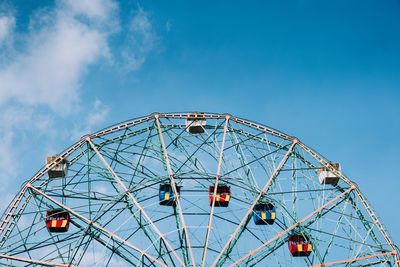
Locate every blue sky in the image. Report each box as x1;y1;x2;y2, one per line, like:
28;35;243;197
0;0;399;246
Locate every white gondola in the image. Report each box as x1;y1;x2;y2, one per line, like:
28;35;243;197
186;113;206;134
47;156;69;179
318;163;341;185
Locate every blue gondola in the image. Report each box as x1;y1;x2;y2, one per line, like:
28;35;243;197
253;203;276;225
159;183;181;206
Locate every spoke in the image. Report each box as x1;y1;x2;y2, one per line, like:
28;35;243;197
321;199;350;262
212;140;297;267
201;115;230;267
228;186;355;267
174;120;224;174
227;126;259;190
26;184;167;267
310;251;397;267
297;141;400;267
0;254;77;267
0;141;88;246
87;137;186;267
155;115;196;267
71;221;144;266
353;187;400;266
1;112;398;267
82;133;171;265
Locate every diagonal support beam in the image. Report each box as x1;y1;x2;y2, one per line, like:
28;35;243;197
155;115;196;267
27;184;167;267
228;186;355;266
310;251;397;267
297;142;400;267
212;140;297;267
201;115;230;267
86;137;186;267
0;254;77;267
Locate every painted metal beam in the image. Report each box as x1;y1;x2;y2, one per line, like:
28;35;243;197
27;184;167;267
228;186;355;267
0;254;77;267
212;140;297;267
87;137;186;266
155;115;196;267
201;115;230;267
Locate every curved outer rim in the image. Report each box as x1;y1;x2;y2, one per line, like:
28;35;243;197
0;111;398;266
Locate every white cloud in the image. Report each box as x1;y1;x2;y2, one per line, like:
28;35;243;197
63;0;117;22
0;1;157;197
0;13;15;63
0;193;14;215
0;15;15;43
0;0;117;193
0;106;54;181
71;99;110;140
87;99;110;126
0;22;104;111
0;107;31;180
0;0;116;113
166;20;172;33
122;8;157;71
0;129;17;181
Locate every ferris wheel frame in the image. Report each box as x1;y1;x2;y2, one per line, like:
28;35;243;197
0;112;398;267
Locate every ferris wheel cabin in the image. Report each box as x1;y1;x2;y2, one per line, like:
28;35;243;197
253;203;276;225
318;162;341;185
159;183;181;206
45;209;70;233
46;156;69;179
208;184;231;207
288;233;313;257
186;113;206;134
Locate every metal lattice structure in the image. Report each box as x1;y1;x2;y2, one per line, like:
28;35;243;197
0;112;398;266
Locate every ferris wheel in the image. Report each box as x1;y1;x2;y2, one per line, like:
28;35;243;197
0;112;398;267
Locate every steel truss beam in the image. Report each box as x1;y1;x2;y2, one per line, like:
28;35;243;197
155;115;196;267
0;112;398;267
246;195;350;265
297;142;400;267
74;135;173;266
87;138;186;266
0;254;77;267
212;140;297;267
201;115;230;267
228;186;355;266
26;184;168;267
310;251;397;267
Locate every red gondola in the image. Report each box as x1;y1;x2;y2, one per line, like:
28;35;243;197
288;233;313;256
208;184;231;207
45;209;70;233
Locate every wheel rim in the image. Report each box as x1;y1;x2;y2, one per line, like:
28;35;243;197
0;112;398;267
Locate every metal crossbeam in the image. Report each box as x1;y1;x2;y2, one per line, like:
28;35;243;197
27;184;167;267
87;137;186;266
201;115;230;267
212;140;297;267
0;254;78;267
155;115;196;267
310;251;397;267
228;186;355;266
0;112;398;266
